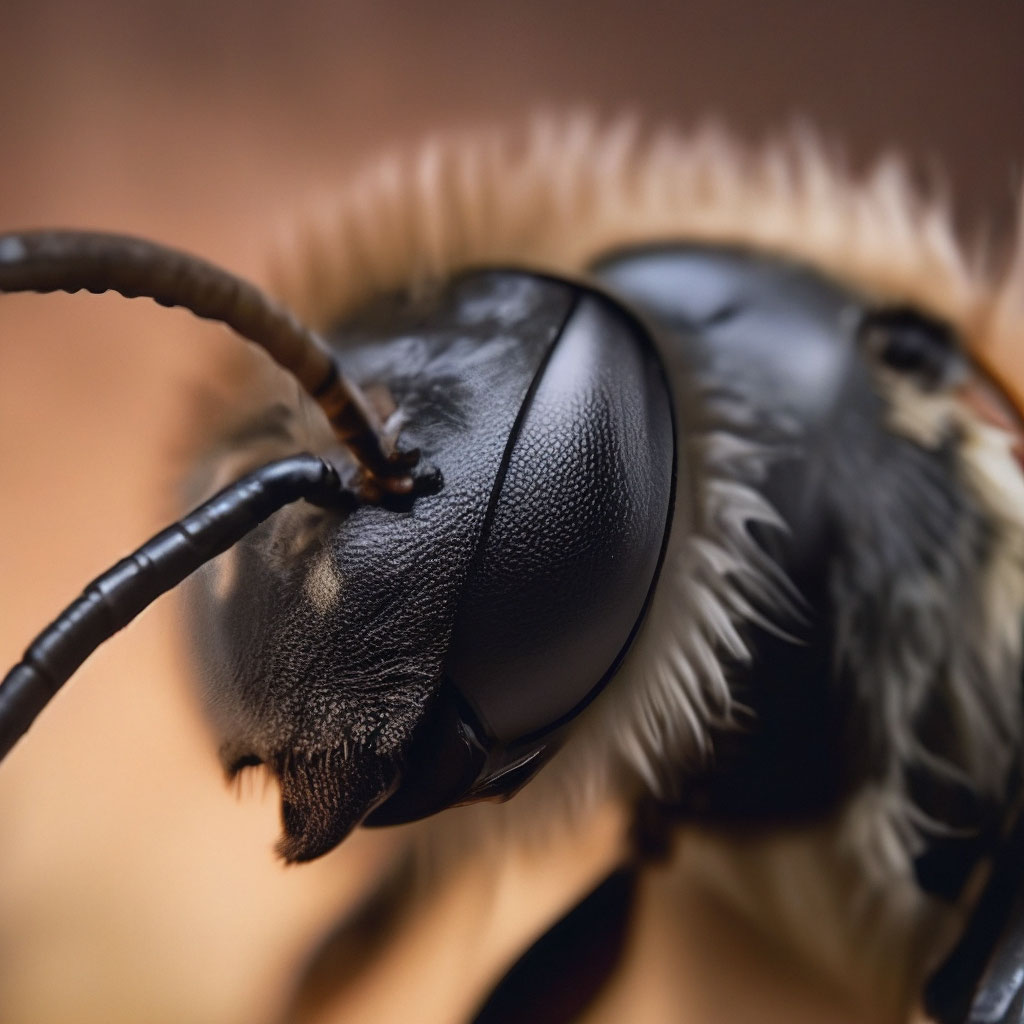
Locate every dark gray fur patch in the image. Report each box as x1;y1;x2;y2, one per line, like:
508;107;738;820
595;245;1022;897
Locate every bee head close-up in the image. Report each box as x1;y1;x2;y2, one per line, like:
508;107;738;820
0;6;1023;1024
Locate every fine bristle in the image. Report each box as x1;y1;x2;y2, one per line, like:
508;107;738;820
269;115;1009;334
269;114;1024;412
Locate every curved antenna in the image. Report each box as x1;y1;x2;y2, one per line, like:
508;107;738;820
0;230;416;493
0;453;350;763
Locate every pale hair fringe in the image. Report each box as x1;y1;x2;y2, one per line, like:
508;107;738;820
269;113;1023;366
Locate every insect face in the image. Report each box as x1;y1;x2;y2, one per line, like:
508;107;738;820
190;268;676;861
3;120;1024;1021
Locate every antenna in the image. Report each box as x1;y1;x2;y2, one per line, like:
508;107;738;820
0;230;417;492
0;454;350;762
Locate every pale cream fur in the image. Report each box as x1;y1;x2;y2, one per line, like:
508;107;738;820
268;115;1019;351
209;115;1024;1020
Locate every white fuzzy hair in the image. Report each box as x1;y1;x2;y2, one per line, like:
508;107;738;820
269;114;1019;345
217;114;1024;1016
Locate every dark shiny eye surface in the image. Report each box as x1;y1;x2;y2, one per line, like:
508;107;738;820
859;307;963;389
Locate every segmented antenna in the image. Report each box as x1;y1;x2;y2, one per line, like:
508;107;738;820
0;454;349;763
0;230;416;493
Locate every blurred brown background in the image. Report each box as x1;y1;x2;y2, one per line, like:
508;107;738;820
0;3;1021;1022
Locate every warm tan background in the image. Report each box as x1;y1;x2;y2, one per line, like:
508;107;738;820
0;3;1022;1022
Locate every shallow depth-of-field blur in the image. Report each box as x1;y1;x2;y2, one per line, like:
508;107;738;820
0;4;1021;1022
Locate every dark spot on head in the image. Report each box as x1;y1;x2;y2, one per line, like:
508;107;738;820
859;306;964;391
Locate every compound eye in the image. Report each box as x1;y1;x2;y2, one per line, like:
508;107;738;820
859;306;964;390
